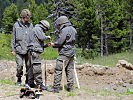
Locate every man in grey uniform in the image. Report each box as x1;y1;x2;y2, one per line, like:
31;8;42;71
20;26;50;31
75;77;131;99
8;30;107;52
48;16;77;93
11;9;33;86
28;20;51;90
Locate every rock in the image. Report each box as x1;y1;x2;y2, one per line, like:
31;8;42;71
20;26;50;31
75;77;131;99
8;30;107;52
129;80;133;84
96;81;98;84
85;71;94;76
113;87;117;90
93;67;107;76
122;83;127;87
116;60;133;70
76;66;84;70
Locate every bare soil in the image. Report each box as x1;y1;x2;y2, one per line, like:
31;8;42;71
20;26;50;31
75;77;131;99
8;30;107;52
0;60;133;100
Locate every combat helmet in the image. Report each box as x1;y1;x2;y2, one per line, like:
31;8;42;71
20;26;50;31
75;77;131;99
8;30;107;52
39;20;50;31
55;16;70;26
20;9;31;18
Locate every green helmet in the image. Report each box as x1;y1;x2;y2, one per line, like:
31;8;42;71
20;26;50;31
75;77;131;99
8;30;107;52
20;9;31;18
39;20;50;30
55;16;70;26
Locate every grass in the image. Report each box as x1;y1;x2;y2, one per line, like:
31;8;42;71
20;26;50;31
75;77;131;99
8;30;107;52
81;87;132;97
67;92;75;97
5;92;16;97
0;79;15;85
127;88;133;94
0;33;133;67
76;51;133;67
41;47;58;60
0;33;58;60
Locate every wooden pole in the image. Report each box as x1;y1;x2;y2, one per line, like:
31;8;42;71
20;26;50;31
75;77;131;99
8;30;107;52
74;57;80;89
45;61;47;86
61;60;65;100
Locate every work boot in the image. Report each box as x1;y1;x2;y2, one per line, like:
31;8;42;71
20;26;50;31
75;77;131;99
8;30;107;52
25;76;28;84
47;87;59;93
67;88;73;92
67;84;73;92
40;84;47;90
16;77;22;86
28;83;36;88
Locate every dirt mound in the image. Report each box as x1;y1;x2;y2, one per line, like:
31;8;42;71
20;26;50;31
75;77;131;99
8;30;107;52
74;62;133;92
1;60;133;100
1;60;133;93
0;60;16;81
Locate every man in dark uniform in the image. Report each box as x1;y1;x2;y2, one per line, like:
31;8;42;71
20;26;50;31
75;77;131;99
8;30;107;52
28;20;51;90
47;16;77;93
11;9;34;86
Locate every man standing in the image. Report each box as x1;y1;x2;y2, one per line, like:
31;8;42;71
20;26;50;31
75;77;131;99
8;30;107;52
11;9;33;86
28;20;51;90
48;16;77;93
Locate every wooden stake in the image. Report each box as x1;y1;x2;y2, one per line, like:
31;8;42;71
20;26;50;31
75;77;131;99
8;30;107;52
45;61;47;86
74;57;80;89
61;60;65;100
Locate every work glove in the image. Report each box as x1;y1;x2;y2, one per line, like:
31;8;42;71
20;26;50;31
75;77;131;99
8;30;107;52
11;51;16;56
47;36;51;40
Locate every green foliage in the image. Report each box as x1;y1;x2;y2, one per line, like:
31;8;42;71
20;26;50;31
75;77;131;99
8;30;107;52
2;3;18;33
0;34;15;60
0;0;133;60
31;3;48;25
75;47;99;59
19;0;49;25
71;0;131;56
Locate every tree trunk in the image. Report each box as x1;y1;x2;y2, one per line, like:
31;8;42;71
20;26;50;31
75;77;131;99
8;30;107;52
130;16;132;51
100;13;104;57
105;33;108;56
55;0;61;19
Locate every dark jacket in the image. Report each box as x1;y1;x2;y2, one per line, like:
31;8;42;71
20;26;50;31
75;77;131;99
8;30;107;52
11;21;33;54
53;23;77;57
29;24;49;53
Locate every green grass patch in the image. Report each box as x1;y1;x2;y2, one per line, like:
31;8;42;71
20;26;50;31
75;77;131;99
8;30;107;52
0;79;14;85
76;56;88;65
0;33;133;66
0;34;58;60
89;51;133;67
127;88;133;94
5;92;16;97
76;51;133;67
41;47;58;60
67;92;75;97
81;87;131;97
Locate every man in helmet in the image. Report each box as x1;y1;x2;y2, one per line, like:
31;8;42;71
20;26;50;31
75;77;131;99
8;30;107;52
47;16;77;93
28;20;51;90
11;9;34;86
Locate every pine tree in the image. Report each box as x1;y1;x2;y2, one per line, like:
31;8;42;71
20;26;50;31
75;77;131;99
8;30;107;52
2;3;18;33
